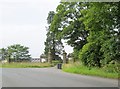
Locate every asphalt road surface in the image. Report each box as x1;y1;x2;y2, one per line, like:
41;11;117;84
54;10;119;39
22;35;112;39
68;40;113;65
1;68;118;87
0;68;2;88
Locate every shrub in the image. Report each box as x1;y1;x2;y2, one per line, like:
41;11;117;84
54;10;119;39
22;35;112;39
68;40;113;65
79;42;102;67
103;60;120;73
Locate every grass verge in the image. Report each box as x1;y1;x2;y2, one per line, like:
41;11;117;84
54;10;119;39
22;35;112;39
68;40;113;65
0;62;1;67
62;62;119;79
1;62;52;68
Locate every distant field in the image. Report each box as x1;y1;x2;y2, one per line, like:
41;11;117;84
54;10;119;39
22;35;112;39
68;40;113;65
62;62;119;79
1;62;52;68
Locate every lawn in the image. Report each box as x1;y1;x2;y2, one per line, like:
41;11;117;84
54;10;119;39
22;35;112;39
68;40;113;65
62;62;119;79
1;62;52;68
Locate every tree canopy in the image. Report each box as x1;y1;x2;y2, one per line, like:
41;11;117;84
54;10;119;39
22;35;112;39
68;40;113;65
44;11;63;61
0;44;31;62
45;2;120;69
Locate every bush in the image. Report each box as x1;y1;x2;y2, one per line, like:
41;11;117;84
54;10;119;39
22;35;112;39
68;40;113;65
103;60;120;73
72;49;80;62
79;42;102;67
100;37;120;66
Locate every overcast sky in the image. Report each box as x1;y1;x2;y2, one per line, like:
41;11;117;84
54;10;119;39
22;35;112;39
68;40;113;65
0;0;73;57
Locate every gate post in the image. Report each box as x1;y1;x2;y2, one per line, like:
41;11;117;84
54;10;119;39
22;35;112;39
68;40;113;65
39;56;42;63
48;49;52;64
63;50;68;64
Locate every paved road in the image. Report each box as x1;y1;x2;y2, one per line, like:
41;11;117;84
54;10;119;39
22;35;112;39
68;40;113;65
0;68;2;88
1;68;118;87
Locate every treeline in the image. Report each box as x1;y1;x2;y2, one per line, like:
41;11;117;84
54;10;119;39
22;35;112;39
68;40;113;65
44;2;120;71
0;44;31;62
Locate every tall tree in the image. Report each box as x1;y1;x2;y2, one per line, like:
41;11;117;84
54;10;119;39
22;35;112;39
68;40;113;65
44;11;63;61
51;2;88;50
49;2;89;61
0;48;7;60
49;2;120;68
79;2;120;67
7;44;31;62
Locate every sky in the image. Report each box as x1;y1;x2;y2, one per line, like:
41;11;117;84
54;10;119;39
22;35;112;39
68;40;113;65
0;0;73;58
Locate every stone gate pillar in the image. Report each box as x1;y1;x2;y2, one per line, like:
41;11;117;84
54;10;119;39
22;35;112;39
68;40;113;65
39;56;42;63
63;50;68;64
48;50;52;64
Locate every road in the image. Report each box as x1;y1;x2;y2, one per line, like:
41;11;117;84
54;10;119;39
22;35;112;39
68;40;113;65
0;68;2;88
1;68;118;87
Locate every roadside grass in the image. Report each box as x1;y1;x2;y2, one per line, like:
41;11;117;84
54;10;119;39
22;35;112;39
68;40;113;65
62;62;119;79
1;62;52;68
52;60;62;66
0;62;2;67
0;60;61;68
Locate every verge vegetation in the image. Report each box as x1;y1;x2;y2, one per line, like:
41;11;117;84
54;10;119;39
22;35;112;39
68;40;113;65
0;60;60;68
45;2;120;79
62;62;119;79
0;62;1;67
1;62;52;68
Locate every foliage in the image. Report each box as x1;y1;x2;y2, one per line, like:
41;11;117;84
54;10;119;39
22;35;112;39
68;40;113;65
72;49;79;62
79;42;102;67
50;2;88;50
47;11;55;24
0;44;31;62
102;60;120;73
47;2;120;71
100;37;120;66
44;11;63;61
79;2;120;67
0;48;8;60
62;63;119;79
48;2;89;63
7;44;31;62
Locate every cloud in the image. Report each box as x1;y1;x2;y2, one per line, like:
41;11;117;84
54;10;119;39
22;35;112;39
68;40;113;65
0;0;60;3
0;0;60;25
0;0;73;57
0;24;47;57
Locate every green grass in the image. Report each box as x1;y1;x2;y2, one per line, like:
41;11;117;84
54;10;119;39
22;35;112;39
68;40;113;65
0;62;2;67
52;60;62;65
62;62;119;79
0;60;61;68
1;62;52;68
